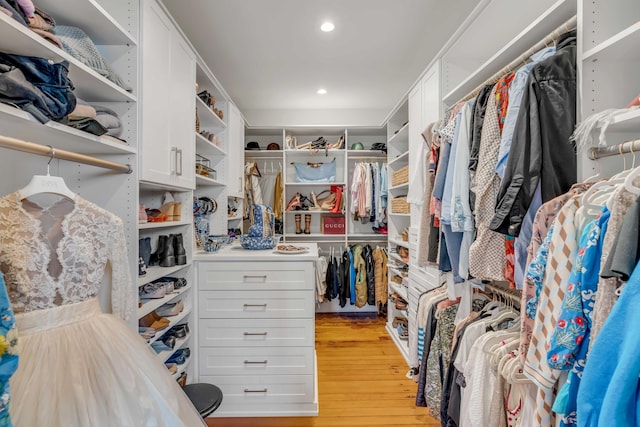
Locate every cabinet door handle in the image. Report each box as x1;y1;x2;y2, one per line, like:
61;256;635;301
176;148;183;176
244;360;268;364
243;304;267;308
170;147;178;175
243;332;268;336
244;389;268;393
243;275;267;281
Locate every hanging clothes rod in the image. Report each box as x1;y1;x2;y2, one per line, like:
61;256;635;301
588;138;640;160
483;282;521;307
0;135;132;174
453;15;577;106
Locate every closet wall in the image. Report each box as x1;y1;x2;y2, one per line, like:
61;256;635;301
0;0;139;322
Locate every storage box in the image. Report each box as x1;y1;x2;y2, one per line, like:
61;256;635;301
321;215;345;234
391;165;409;187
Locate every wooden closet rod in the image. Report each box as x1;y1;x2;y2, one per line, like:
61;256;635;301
0;135;133;174
453;15;577;106
589;138;640;160
483;282;521;307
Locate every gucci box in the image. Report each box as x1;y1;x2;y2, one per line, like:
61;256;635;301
321;215;345;234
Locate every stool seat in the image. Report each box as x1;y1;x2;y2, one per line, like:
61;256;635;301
183;383;223;418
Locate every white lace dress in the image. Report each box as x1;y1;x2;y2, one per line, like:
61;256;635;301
0;192;205;427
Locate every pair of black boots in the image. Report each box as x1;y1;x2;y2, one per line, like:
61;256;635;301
139;234;187;271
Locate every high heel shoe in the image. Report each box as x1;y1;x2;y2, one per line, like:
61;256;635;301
330;185;343;214
160;192;176;221
313;190;336;211
328;135;344;149
286;193;302;211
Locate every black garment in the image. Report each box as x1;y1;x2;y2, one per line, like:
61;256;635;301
602;196;640;281
428;214;440;264
324;257;334;301
490;31;577;237
331;256;340;301
339;250;350;308
468;84;494;173
416;292;447;407
362;245;376;306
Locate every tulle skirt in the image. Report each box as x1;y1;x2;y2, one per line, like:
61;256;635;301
10;299;205;427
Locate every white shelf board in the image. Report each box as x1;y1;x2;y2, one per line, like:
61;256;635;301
244;150;284;158
387;124;409;144
285;210;335;215
285;233;345;238
196;175;225;187
138;284;193;319
388;151;409;167
196;97;227;128
140;180;195;193
37;0;137;46
196;133;226;157
347;234;388;240
583;22;640;63
385;323;410;365
227;215;243;221
443;0;576;104
388;253;409;265
389;213;411;217
138;263;192;288
0;13;136;102
138;220;192;230
389;282;409;302
606;108;640;133
147;307;192;346
0;103;136;155
389;237;409;248
389;183;409;192
346;150;387;159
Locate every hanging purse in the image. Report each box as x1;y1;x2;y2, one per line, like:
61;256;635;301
292;158;336;182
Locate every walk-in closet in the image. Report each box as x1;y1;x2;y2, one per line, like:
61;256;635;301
0;0;638;425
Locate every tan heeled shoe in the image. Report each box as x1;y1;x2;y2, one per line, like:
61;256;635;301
313;190;336;211
159;192;176;221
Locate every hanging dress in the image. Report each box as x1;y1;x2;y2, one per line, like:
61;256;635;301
0;192;204;427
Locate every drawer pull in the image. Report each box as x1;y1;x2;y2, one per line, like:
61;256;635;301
244;388;268;393
243;275;267;280
244;360;268;364
243;332;268;336
243;303;267;308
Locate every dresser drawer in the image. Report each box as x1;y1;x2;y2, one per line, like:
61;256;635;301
200;375;315;405
199;346;314;376
198;261;313;291
199;318;314;347
199;290;313;319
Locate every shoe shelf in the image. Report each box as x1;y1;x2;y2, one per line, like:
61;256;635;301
196;97;227;129
0;103;136;156
385;322;410;364
244;150;284;159
285;210;334;215
138;284;193;319
388;151;409;168
387;123;409;144
285;233;346;239
389;213;411;218
0;14;136;103
138;263;192;288
172;356;192;380
389;237;410;248
196;133;226;157
147;306;192;346
347;233;388;240
388;183;409;192
138;220;192;230
196;175;225;187
388;253;409;265
389;282;409;303
156;332;191;363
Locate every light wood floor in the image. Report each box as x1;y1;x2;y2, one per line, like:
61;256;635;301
207;313;439;427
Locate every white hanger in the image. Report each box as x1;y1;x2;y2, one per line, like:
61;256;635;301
20;146;75;200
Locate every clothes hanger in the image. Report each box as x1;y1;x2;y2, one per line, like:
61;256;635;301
19;146;75;200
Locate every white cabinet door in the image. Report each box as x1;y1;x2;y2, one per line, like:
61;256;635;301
169;33;196;190
227;103;244;198
140;0;196;189
140;0;173;186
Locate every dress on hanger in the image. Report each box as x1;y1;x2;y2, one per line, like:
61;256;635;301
0;192;204;427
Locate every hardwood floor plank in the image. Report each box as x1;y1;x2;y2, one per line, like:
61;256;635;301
207;313;438;427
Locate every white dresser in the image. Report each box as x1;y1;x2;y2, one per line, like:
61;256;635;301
194;243;319;417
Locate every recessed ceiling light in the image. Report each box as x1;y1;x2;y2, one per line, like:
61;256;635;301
320;22;335;32
317;89;327;95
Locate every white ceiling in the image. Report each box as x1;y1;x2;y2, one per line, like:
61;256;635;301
161;0;480;127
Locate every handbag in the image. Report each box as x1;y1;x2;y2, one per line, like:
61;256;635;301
292;158;336;183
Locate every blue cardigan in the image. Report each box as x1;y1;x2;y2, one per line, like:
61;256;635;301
577;260;640;426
